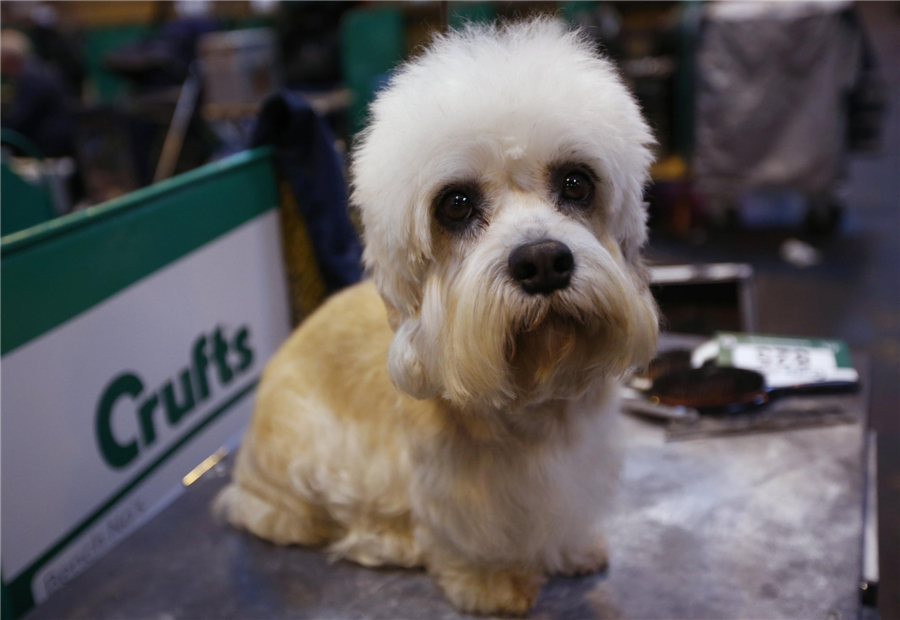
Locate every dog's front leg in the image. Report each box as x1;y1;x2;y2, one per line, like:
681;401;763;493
430;557;545;616
552;528;609;577
415;525;542;616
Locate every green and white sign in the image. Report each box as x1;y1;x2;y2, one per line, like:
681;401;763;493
1;149;292;618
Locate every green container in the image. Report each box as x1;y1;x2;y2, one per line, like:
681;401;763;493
82;25;154;103
340;7;405;137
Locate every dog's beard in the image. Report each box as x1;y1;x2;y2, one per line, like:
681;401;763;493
406;243;658;410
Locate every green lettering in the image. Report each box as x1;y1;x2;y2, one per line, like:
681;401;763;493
192;335;211;401
212;328;233;384
96;373;143;468
138;395;159;446
162;368;195;425
233;327;254;372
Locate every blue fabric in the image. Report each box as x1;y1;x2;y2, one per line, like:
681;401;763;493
252;91;363;293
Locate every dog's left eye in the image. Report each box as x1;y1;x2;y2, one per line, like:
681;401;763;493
440;192;474;221
561;172;592;202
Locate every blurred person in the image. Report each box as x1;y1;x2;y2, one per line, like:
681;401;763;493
692;2;884;232
1;28;76;159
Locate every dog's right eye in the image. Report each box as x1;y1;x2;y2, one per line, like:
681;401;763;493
440;192;474;222
434;182;483;232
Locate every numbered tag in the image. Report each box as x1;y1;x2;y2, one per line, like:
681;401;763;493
716;333;858;388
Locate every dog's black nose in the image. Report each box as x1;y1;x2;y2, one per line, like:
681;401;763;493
508;240;574;295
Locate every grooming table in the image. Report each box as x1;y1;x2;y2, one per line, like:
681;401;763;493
25;337;870;620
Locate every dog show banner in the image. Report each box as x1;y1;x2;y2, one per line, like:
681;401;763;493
1;149;292;618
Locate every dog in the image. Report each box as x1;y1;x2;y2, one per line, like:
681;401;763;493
216;18;658;615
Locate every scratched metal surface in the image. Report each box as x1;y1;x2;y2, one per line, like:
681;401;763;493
26;346;869;620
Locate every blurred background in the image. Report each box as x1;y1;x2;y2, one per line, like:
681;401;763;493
1;1;897;618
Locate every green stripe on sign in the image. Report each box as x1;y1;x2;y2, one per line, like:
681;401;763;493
0;147;278;356
6;378;259;618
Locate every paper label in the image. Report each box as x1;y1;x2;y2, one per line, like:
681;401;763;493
716;333;858;388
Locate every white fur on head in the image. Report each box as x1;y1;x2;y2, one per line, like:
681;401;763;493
352;18;658;409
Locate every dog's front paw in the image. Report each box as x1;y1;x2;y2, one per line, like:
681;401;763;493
555;535;609;576
435;565;544;616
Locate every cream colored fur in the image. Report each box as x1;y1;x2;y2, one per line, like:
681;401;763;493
216;19;658;616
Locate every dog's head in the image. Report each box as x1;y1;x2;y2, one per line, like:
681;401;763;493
352;19;658;410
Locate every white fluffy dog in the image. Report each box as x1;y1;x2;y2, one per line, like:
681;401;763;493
217;18;658;615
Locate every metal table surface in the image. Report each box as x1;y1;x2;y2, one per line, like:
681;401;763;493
26;339;870;620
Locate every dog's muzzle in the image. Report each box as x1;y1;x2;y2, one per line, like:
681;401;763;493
508;239;574;295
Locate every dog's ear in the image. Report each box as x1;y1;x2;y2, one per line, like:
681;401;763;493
623;242;652;291
374;287;439;399
617;202;659;370
363;212;439;400
616;201;652;286
382;297;404;332
387;315;439;400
